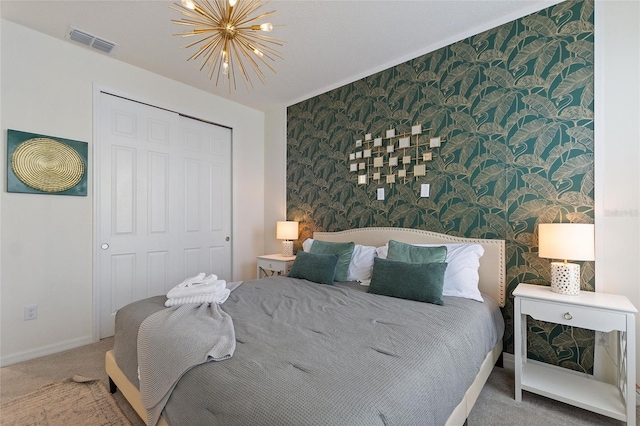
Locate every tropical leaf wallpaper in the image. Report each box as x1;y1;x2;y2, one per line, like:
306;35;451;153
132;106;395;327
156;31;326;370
287;0;594;372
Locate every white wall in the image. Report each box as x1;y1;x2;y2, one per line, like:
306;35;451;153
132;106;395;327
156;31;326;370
594;0;640;384
0;20;265;365
0;11;3;361
264;106;287;255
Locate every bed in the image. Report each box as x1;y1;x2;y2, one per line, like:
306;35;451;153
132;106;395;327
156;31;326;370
105;227;506;426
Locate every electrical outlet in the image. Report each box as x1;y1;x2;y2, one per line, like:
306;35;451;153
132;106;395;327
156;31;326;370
24;305;37;320
596;331;609;346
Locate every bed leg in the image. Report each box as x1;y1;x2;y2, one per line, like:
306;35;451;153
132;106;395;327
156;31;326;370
495;352;504;368
108;377;117;394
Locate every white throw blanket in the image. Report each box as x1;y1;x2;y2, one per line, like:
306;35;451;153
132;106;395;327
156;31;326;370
138;302;236;426
165;273;231;307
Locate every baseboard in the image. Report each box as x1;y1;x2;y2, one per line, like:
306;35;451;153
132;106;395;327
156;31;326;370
0;335;95;367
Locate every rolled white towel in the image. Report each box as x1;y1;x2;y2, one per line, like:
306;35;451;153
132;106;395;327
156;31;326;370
184;273;218;287
176;273;206;289
167;279;227;299
164;289;230;307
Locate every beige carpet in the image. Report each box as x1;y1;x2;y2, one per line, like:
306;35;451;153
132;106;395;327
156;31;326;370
1;338;637;425
0;374;131;426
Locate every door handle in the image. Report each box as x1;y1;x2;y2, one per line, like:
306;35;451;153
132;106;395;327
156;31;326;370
101;243;109;250
225;237;230;241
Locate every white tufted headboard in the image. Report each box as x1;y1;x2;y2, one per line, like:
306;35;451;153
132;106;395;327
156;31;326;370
313;227;506;307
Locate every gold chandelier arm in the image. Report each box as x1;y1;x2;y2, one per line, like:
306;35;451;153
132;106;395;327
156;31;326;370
199;0;224;20
230;0;262;24
239;40;277;75
231;41;261;88
193;36;223;65
234;33;283;60
182;33;215;52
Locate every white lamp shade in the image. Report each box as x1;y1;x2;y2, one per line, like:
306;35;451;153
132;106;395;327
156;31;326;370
276;221;299;240
538;223;595;261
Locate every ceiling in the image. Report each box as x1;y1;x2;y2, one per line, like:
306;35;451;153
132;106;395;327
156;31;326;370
1;0;563;112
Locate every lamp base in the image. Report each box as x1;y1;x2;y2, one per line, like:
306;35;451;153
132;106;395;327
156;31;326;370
281;240;294;257
550;262;580;295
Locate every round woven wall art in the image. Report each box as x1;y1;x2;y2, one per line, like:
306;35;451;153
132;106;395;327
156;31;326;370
11;138;85;193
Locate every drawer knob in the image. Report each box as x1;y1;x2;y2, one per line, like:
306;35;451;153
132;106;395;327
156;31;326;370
563;312;573;320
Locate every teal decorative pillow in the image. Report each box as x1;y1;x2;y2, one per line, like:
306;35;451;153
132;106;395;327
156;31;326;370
288;251;339;285
387;240;447;264
368;257;448;305
309;240;355;282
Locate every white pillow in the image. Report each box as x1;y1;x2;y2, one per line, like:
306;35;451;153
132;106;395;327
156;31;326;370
302;238;314;252
302;238;376;283
376;243;485;302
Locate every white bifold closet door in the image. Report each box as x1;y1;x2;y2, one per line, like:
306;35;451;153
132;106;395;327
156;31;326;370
96;93;231;338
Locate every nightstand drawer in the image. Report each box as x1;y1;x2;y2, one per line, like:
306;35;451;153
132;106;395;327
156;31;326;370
257;258;287;272
520;299;627;332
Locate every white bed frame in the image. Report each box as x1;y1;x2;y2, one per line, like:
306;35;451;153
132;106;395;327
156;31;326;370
106;227;505;426
314;227;506;426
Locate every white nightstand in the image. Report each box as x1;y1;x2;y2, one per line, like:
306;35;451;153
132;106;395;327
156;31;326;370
514;283;637;425
256;254;296;279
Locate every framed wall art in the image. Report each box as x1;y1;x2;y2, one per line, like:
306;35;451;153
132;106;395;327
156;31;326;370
7;129;88;196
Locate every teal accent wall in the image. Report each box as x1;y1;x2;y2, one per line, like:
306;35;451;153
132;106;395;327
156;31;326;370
287;0;594;372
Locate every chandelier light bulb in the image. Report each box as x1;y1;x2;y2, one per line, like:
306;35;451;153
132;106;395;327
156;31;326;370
180;0;196;10
222;61;229;75
260;23;273;32
253;48;264;57
228;0;238;6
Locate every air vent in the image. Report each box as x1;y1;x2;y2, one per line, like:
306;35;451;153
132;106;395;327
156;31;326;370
67;26;117;54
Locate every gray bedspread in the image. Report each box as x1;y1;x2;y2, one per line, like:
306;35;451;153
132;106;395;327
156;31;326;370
114;276;504;426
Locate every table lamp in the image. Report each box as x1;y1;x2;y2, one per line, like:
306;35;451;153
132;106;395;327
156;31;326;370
538;223;595;295
276;221;298;257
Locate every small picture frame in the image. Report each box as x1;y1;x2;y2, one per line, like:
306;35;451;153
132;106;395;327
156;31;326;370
349;153;356;160
373;172;381;180
373;157;384;168
389;156;398;167
403;155;412;164
363;149;372;158
356;140;362;147
385;129;395;138
358;175;368;185
398;169;407;178
411;125;422;135
386;145;394;153
399;137;410;149
423;152;433;161
374;137;383;147
414;164;426;177
355;151;362;159
350;163;358;172
386;174;396;184
365;133;372;141
358;162;366;170
430;137;441;148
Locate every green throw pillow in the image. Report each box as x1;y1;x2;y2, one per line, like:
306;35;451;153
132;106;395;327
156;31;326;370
387;240;447;264
309;240;355;282
288;251;339;285
368;257;448;305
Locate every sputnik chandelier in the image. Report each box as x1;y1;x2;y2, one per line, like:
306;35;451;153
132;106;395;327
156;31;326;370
171;0;284;90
